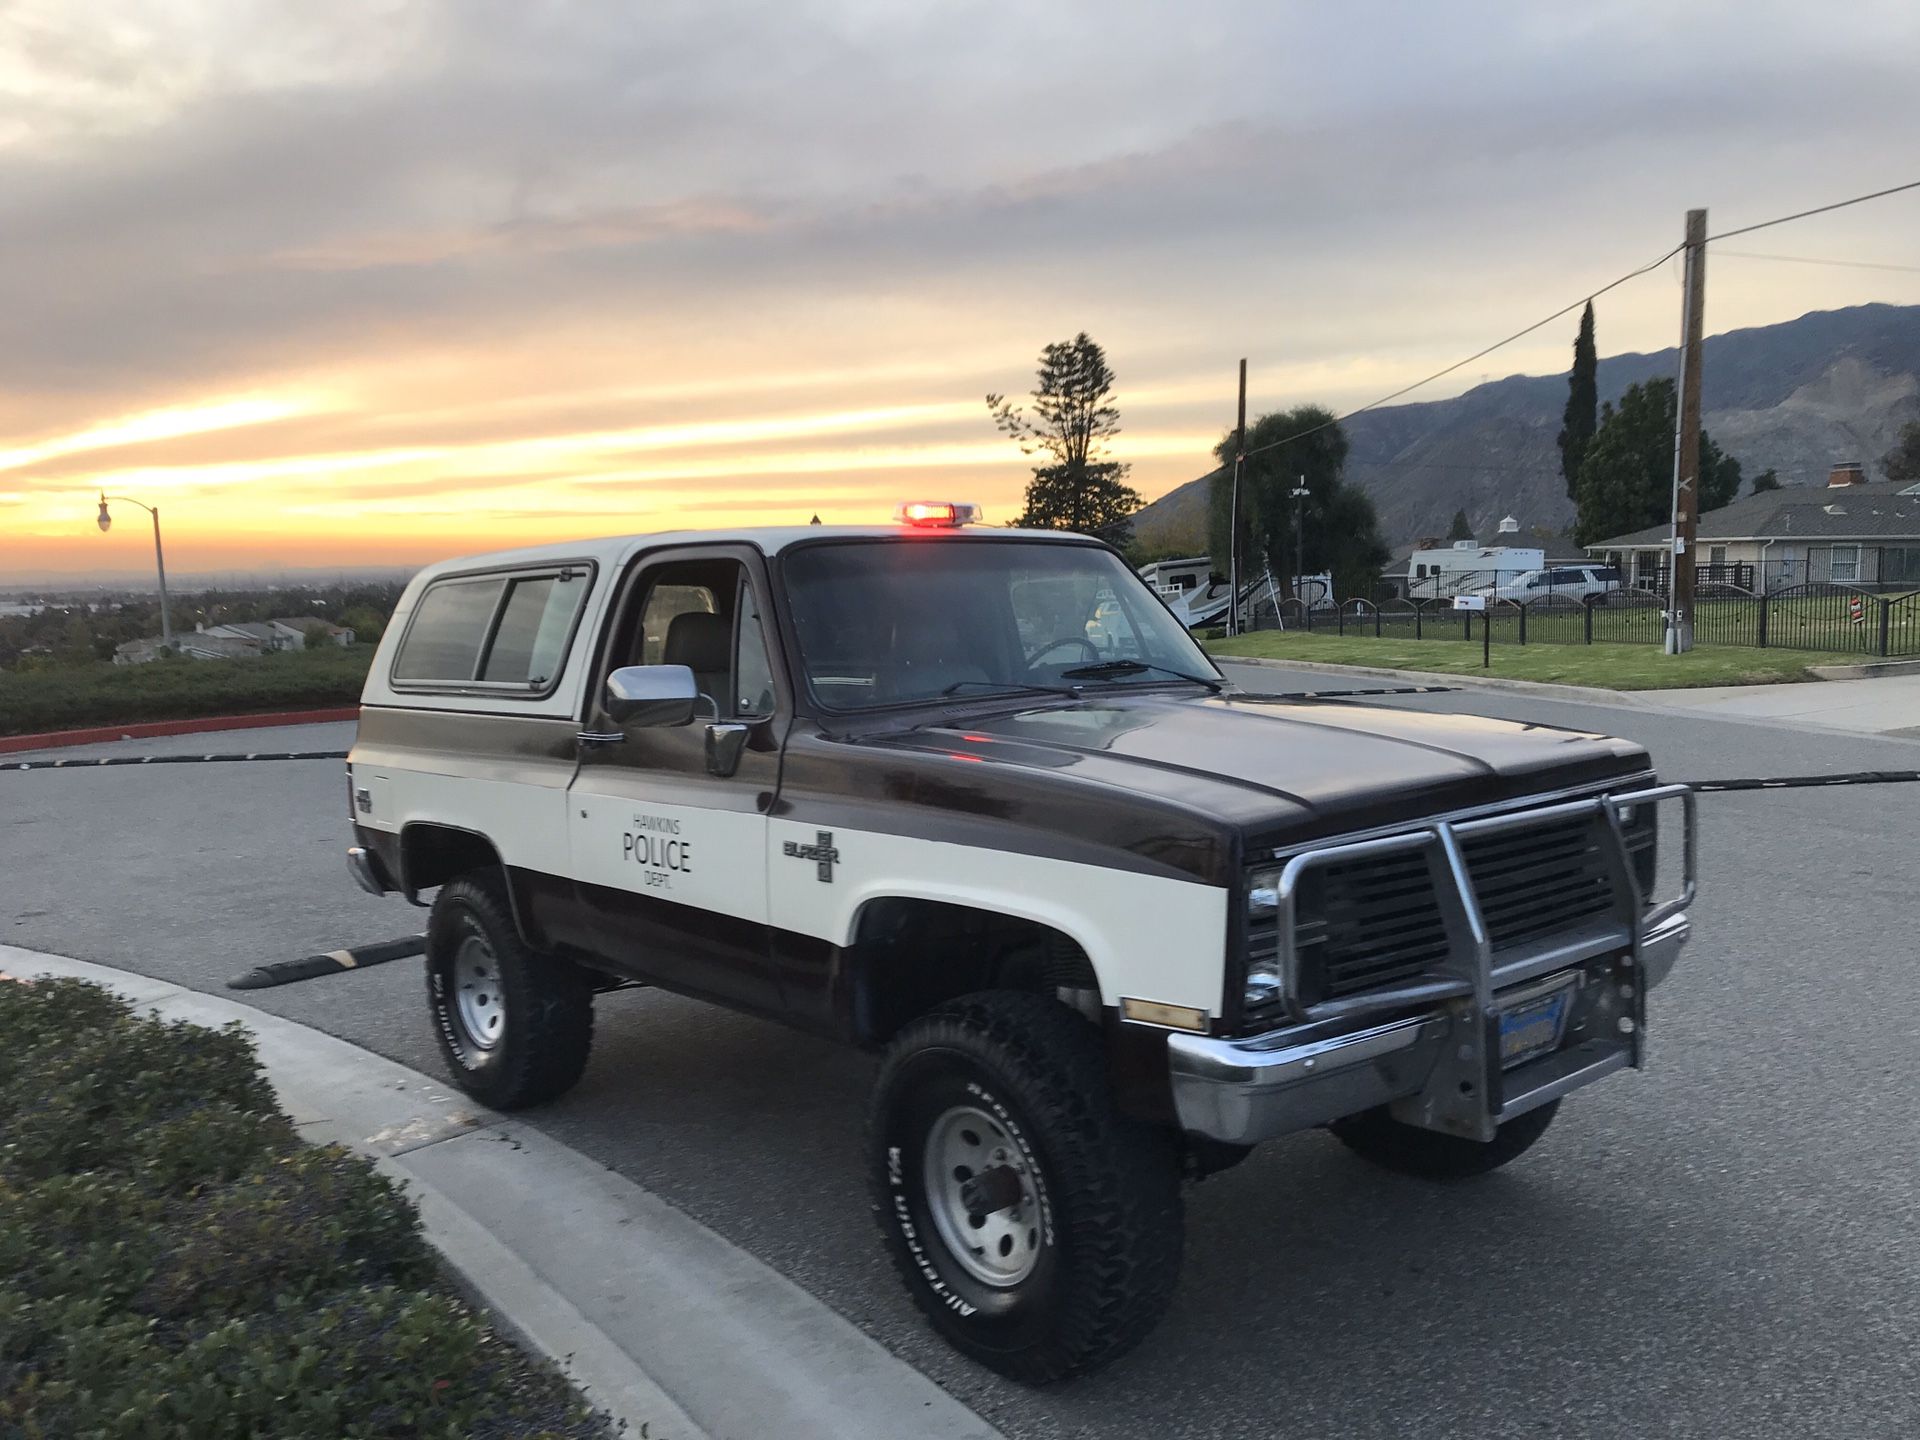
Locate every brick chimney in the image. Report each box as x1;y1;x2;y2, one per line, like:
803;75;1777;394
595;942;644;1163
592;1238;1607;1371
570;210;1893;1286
1828;461;1866;488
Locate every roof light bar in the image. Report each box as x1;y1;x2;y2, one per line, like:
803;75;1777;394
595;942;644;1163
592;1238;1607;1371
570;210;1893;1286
895;501;981;528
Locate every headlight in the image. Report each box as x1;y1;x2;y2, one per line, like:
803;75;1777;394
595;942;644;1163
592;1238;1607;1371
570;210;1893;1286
1244;868;1283;1009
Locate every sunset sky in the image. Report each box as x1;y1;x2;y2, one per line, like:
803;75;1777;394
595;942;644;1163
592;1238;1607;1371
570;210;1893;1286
5;1;1919;583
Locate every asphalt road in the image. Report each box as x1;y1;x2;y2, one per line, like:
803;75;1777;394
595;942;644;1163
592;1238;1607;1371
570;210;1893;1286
6;679;1919;1439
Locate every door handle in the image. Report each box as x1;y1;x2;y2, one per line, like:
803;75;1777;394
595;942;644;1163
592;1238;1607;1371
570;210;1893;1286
576;730;627;745
706;722;749;777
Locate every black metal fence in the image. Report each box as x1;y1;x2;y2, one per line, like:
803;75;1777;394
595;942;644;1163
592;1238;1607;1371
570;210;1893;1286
1259;583;1920;658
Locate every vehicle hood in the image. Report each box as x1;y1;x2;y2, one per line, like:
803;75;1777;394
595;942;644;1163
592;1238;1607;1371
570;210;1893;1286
859;691;1651;852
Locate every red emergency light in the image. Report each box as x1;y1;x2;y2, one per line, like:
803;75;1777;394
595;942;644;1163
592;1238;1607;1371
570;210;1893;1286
895;501;981;528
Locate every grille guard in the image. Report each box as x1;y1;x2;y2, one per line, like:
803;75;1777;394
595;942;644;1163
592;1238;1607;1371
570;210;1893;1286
1264;784;1695;1028
1200;784;1699;1143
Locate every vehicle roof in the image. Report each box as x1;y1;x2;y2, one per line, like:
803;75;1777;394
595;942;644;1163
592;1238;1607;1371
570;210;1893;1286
409;524;1101;582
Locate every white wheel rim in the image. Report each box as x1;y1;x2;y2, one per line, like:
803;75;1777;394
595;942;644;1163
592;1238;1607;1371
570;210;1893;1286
453;934;504;1051
921;1104;1042;1287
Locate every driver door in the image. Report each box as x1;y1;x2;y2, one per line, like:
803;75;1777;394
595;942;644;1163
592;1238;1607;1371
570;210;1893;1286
565;545;785;1012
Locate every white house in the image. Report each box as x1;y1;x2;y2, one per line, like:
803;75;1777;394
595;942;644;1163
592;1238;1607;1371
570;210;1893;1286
1587;464;1920;592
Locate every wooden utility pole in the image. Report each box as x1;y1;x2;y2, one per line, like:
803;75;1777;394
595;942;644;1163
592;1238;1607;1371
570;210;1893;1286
1227;358;1247;634
1667;208;1707;654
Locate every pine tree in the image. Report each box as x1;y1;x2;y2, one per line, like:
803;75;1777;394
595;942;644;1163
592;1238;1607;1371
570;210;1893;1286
987;334;1142;543
1446;508;1474;542
1557;302;1598;502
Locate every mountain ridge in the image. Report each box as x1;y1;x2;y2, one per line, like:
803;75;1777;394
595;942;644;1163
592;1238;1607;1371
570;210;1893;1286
1131;302;1920;554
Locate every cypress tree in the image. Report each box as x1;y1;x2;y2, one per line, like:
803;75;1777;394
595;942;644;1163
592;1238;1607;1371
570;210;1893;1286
1556;301;1598;501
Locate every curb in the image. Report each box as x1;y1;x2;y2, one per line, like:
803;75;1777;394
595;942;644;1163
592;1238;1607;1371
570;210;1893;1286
0;706;359;755
1807;658;1920;680
0;945;1003;1440
1219;654;1644;706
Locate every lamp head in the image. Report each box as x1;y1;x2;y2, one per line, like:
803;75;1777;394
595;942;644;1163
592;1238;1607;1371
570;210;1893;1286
96;494;111;533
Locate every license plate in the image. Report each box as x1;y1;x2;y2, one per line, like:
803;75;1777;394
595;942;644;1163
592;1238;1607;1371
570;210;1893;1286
1497;983;1574;1069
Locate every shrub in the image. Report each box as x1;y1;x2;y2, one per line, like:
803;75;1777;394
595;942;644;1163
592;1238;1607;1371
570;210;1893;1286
0;980;607;1439
0;644;372;736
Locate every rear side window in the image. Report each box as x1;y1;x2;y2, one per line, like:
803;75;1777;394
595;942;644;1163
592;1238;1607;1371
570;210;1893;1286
481;572;589;685
392;565;592;691
392;577;505;682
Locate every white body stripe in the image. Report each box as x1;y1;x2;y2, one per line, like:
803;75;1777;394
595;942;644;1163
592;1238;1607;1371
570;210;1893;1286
767;817;1228;1017
352;763;574;881
357;759;1230;1018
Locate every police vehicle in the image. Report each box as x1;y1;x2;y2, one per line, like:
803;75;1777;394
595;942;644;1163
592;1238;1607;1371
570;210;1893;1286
344;502;1694;1381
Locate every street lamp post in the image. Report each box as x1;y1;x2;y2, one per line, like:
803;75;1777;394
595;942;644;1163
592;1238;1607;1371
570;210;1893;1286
96;493;173;652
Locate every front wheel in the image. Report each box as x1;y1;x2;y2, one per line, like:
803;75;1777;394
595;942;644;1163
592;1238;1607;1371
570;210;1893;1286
868;992;1183;1383
1331;1099;1560;1181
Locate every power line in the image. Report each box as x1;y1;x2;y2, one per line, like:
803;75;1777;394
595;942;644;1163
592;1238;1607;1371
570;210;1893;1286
1242;244;1684;462
1149;179;1920;509
1163;243;1685;493
1714;249;1920;277
1705;179;1920;242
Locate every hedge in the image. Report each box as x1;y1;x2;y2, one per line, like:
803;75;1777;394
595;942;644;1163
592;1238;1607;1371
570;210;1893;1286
0;646;373;737
0;978;608;1439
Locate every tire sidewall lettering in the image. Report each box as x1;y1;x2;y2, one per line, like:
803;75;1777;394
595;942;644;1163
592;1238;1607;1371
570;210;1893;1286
881;1062;1056;1327
429;904;492;1076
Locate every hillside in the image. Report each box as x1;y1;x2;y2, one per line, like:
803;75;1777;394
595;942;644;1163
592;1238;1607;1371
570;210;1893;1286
1131;302;1920;554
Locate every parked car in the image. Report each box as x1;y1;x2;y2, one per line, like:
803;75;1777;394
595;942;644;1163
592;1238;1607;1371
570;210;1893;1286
343;503;1695;1383
1479;565;1623;602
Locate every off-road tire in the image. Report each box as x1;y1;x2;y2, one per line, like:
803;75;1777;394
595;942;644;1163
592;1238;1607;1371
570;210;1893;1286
1331;1098;1560;1181
869;991;1183;1384
425;870;594;1110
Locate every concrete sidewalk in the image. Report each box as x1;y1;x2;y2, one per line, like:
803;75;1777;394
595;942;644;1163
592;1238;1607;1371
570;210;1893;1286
0;946;1002;1440
1640;672;1920;738
1224;656;1920;739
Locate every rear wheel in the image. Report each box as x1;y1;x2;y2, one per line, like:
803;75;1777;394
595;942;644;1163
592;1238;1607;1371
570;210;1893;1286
426;871;594;1110
1331;1099;1560;1181
869;992;1183;1383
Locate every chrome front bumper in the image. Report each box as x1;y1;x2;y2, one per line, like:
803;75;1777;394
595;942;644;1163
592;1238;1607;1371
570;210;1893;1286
1170;785;1696;1147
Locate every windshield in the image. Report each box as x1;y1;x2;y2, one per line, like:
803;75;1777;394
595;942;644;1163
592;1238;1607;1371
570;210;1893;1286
781;539;1221;710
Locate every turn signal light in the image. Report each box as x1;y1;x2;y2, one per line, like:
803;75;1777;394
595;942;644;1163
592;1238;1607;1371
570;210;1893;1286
895;501;981;528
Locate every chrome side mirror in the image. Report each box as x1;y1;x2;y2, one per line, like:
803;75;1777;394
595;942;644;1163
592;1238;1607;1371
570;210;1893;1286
605;664;699;727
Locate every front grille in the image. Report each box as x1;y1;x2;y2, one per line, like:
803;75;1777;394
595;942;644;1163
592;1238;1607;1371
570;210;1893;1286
1293;850;1451;1002
1247;804;1650;1020
1460;814;1613;950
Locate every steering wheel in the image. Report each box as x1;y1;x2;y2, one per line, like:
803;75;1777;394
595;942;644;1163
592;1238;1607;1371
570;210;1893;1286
1025;635;1102;666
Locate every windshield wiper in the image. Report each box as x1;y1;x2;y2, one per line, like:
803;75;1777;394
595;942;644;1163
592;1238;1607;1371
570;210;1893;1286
1059;659;1223;692
940;678;1082;699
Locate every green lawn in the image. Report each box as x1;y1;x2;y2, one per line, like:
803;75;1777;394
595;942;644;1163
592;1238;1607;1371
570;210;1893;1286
1207;630;1865;690
0;643;373;736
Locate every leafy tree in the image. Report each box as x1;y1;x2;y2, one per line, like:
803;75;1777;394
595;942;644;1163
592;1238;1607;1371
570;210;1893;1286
1749;468;1782;495
1446;508;1474;542
1884;422;1920;483
1574;377;1743;544
987;333;1142;543
338;606;386;643
1556;302;1598;501
1207;407;1389;601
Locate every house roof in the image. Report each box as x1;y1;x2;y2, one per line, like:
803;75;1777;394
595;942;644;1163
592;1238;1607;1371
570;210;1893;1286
1590;480;1920;548
271;616;343;632
204;621;279;640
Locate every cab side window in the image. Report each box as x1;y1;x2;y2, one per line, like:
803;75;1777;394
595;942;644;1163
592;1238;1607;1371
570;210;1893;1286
624;559;777;720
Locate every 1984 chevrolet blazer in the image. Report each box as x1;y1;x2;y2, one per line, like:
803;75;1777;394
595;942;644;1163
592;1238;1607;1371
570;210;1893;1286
345;504;1694;1381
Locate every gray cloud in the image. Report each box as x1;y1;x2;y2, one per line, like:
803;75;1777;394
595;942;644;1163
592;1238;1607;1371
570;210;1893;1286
3;0;1918;423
